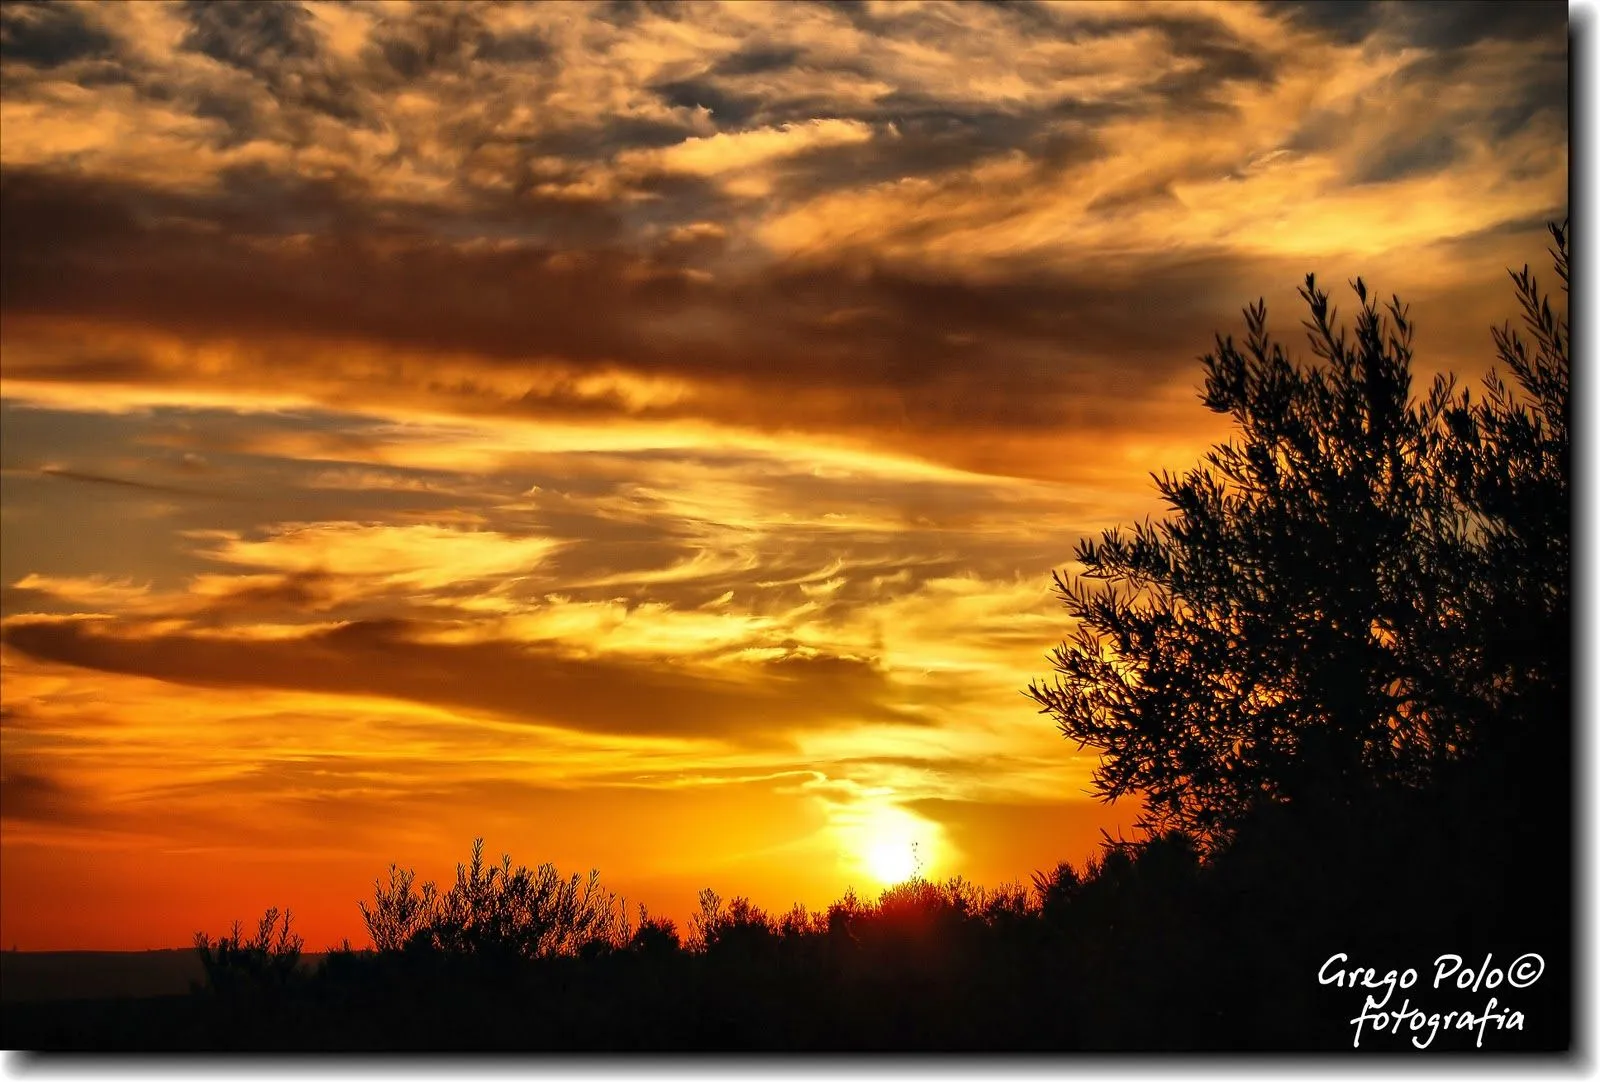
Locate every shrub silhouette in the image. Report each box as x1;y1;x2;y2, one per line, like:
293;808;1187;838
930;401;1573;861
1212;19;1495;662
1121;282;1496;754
359;838;632;961
625;908;682;956
193;907;304;998
358;864;436;952
691;889;780;960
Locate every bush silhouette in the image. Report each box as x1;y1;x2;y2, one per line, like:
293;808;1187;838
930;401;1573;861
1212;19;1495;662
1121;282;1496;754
625;908;682;955
358;838;632;961
193;907;304;999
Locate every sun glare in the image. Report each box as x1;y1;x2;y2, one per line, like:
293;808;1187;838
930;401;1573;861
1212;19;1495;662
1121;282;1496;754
866;838;918;885
845;802;940;887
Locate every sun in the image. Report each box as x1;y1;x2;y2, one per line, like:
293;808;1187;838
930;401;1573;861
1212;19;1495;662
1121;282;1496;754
866;838;918;885
848;803;938;886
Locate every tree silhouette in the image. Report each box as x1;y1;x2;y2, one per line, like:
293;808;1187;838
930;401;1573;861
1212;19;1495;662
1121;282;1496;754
1029;225;1570;847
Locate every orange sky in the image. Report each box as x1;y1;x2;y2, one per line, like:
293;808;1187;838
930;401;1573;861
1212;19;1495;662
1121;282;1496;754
0;0;1568;950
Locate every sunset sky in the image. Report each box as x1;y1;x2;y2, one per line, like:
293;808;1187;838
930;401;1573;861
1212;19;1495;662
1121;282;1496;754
0;0;1568;950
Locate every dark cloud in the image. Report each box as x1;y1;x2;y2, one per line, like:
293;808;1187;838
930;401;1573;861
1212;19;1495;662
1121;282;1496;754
1266;0;1563;49
0;0;114;70
0;165;1262;448
1423;212;1570;252
1352;130;1460;186
1397;35;1566;95
524;114;700;162
1149;14;1279;90
770;103;1102;201
0;766;91;827
655;9;1271;145
35;466;226;500
645;4;1282;149
472;26;551;65
0;354;151;385
180;0;319;69
1260;1;1383;45
711;44;804;78
366;0;486;83
965;0;1067;33
178;0;364;129
652;76;763;127
1;617;919;743
1146;53;1273;114
592;0;684;28
1487;69;1568;140
1389;0;1566;50
1;749;457;850
1043;11;1280;111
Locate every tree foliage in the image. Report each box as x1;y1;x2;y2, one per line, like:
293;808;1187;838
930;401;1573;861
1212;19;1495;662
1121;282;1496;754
1029;224;1570;845
1442;227;1570;743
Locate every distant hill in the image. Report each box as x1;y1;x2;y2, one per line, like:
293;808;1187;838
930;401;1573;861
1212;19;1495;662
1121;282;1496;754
1;950;324;1004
